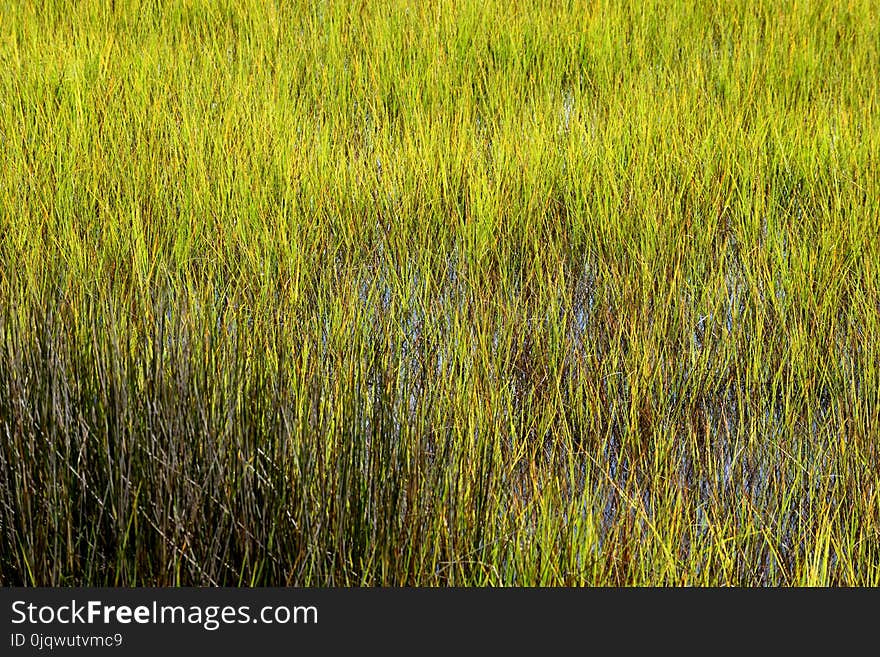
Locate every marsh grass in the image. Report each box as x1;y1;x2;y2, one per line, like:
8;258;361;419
1;0;879;585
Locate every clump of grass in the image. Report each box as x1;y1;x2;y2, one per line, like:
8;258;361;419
1;0;878;585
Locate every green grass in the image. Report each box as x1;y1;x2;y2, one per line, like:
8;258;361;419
1;0;878;585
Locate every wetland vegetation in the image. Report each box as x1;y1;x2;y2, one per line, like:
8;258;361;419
1;0;878;585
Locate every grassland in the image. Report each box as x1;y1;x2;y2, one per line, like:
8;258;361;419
1;0;879;585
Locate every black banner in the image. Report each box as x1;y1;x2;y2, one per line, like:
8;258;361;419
0;587;873;654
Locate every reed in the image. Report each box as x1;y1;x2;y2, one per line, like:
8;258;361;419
1;0;878;585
